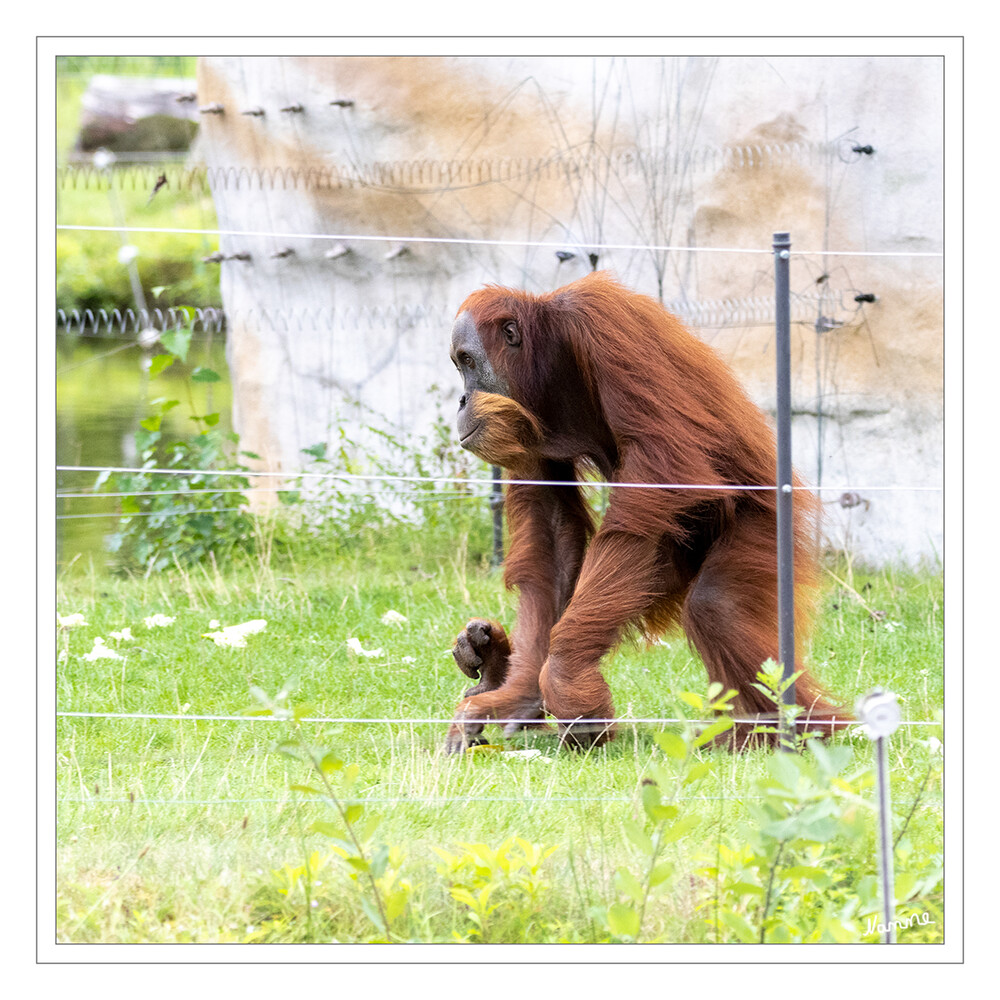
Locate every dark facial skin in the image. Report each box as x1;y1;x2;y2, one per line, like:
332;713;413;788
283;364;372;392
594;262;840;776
450;311;511;445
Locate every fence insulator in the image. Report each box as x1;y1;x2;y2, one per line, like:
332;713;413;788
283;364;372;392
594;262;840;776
329;99;354;107
198;103;225;115
270;247;295;259
854;293;877;303
226;251;252;261
280;102;304;113
852;144;876;155
202;251;225;263
176;92;197;103
324;243;351;260
241;107;265;117
838;492;870;511
555;250;576;262
384;244;409;261
815;316;843;333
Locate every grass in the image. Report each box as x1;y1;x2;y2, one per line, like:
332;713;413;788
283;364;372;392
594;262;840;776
54;518;944;945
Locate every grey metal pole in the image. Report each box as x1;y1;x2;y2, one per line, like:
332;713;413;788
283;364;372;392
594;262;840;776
875;733;896;942
490;464;504;567
857;689;901;943
773;232;796;751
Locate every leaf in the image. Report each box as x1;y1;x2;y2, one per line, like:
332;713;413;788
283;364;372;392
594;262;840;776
202;412;221;426
140;415;162;432
302;442;328;460
149;353;175;377
654;730;688;760
623;818;653;855
344;803;363;826
648;861;674;887
369;844;390;879
729;881;765;897
309;821;343;838
289;783;320;796
784;865;832;887
895;871;917;900
614;867;645;905
359;895;386;932
721;910;758;943
160;327;192;362
319;752;343;774
640;779;662;811
677;691;704;711
767;750;805;792
191;366;221;383
683;760;714;785
693;717;734;749
607;902;641;939
385;888;409;923
660;814;698;845
450;887;479;909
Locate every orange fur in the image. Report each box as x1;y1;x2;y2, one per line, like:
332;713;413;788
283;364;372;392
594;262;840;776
446;272;846;751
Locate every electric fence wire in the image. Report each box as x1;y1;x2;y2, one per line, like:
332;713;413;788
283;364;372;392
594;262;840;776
56;223;945;259
54;710;935;727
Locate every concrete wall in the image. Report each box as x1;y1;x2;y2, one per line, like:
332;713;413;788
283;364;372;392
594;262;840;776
194;55;943;565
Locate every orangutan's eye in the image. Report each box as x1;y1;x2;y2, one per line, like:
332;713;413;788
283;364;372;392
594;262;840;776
502;320;521;347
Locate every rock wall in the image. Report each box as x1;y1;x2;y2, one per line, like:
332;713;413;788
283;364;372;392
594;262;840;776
193;55;944;565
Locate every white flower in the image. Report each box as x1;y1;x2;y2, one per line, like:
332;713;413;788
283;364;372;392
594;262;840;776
208;619;221;629
926;736;942;755
505;749;553;762
144;614;176;628
58;613;87;628
82;637;124;661
380;610;408;627
109;627;134;642
401;656;416;664
203;619;267;648
347;637;384;658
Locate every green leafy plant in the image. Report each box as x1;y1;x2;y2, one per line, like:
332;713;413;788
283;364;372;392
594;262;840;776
247;685;412;943
695;737;942;943
432;838;561;942
593;684;737;942
98;322;254;572
282;391;492;558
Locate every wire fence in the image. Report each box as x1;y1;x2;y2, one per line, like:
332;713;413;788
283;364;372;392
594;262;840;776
56;222;945;259
56;290;873;338
54;216;944;695
52;65;949;948
55;140;852;192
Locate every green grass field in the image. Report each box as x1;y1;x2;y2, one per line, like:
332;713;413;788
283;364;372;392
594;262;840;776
54;516;944;945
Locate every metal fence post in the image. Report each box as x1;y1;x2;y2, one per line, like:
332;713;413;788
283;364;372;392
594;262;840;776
773;232;796;751
857;689;902;942
490;464;504;567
